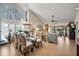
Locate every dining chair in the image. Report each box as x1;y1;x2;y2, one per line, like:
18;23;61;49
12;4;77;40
20;35;34;56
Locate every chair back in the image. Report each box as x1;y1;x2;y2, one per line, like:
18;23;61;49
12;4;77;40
36;31;42;39
17;34;21;44
20;35;26;46
14;33;18;44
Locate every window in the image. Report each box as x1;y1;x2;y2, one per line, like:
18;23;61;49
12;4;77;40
16;25;21;32
0;4;26;20
21;25;25;31
1;23;9;36
9;24;15;33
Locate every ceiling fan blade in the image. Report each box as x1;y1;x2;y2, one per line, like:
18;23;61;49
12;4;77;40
51;20;58;22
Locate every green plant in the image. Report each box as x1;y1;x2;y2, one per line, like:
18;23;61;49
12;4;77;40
18;30;22;32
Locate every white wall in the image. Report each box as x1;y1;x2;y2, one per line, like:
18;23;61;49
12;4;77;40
75;10;79;22
75;9;79;45
29;10;43;26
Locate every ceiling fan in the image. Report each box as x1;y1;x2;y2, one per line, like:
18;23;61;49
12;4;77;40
51;15;58;22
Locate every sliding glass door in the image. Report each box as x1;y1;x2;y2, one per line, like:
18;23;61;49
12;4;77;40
1;23;9;37
0;23;9;44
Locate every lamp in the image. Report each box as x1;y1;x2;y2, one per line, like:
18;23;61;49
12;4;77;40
36;28;39;31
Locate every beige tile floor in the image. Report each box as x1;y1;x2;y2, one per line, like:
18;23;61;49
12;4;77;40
0;36;76;56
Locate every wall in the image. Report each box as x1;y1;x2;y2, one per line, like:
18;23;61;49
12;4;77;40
75;9;79;46
29;10;43;26
75;9;79;39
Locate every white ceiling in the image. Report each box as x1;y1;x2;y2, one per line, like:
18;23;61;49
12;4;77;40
17;3;79;23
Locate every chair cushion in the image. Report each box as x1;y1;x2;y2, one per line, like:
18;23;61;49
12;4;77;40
27;37;36;41
36;39;42;42
26;41;33;46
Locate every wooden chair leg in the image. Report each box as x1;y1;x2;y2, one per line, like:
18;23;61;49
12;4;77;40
23;53;26;56
19;45;21;52
31;47;34;52
38;43;39;48
35;42;38;48
23;50;29;56
41;42;42;46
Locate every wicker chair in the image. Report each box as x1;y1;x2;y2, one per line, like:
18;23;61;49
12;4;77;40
20;35;34;56
14;33;18;49
17;34;22;52
36;32;42;48
14;33;21;51
36;39;42;48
